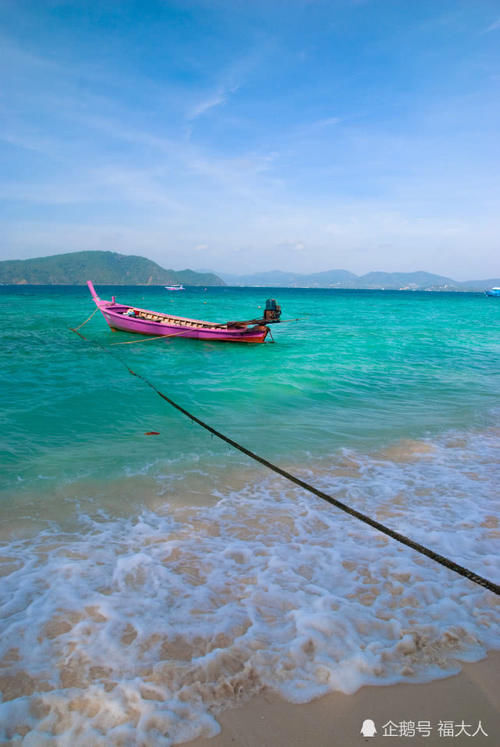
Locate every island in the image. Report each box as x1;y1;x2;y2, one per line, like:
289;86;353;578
0;250;225;286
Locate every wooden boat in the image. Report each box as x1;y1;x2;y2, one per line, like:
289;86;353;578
87;281;280;343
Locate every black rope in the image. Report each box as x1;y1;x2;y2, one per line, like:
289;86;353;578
71;326;500;596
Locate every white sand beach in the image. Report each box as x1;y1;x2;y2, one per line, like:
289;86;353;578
189;652;500;746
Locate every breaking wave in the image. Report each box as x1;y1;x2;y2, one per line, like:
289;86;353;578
0;427;499;744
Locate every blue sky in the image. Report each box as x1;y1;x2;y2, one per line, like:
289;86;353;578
1;0;499;278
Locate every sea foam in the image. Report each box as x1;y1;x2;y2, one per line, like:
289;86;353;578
0;427;499;744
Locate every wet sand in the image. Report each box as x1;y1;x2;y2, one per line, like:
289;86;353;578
189;652;499;746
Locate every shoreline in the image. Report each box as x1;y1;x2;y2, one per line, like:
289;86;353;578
189;652;500;746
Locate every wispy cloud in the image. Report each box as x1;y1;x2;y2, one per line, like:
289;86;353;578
186;41;267;120
1;3;499;278
0;130;56;156
313;116;342;128
485;17;500;32
187;85;238;119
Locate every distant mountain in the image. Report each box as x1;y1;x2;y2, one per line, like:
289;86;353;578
172;268;225;286
304;269;358;284
220;268;498;291
1;252;496;290
0;251;225;286
221;269;357;287
356;271;455;289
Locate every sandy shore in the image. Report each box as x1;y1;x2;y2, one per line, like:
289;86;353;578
189;652;499;746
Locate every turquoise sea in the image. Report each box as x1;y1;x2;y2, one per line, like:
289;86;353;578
0;285;499;743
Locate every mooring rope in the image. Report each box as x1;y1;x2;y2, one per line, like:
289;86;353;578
71;323;499;596
71;306;99;331
70;318;194;346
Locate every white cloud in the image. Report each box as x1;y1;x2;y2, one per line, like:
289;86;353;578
0;130;56;156
485;17;500;32
1;23;499;280
188;89;228;119
187;78;241;119
312;116;342;128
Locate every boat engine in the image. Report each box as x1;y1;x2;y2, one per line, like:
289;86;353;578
263;298;282;322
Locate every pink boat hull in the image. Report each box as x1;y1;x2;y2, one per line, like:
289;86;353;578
87;281;269;343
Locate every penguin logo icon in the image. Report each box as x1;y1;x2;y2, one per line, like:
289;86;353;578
360;719;377;737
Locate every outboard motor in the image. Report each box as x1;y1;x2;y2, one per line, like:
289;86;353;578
263;298;281;322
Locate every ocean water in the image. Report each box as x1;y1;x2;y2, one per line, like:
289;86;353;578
0;285;499;744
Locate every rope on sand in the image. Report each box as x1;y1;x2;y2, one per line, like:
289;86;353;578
71;322;500;597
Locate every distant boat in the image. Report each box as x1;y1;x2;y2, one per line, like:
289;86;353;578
87;281;281;343
165;284;185;291
485;287;500;297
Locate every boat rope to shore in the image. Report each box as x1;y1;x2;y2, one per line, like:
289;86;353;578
70;315;499;597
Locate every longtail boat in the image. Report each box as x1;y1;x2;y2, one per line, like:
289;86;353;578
87;281;281;343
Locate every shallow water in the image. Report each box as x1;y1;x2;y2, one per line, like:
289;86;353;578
0;286;499;743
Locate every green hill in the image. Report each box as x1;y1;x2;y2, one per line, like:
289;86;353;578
0;251;225;286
